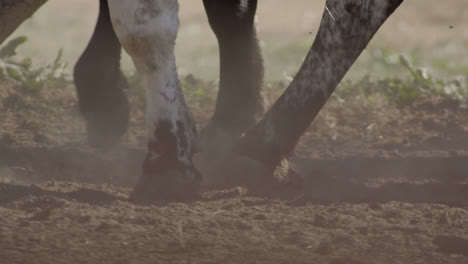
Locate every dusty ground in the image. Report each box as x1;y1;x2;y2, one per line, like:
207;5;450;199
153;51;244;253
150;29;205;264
1;1;468;262
0;76;468;263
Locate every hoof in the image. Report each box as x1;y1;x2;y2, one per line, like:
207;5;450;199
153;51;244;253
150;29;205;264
129;168;201;203
222;157;303;198
193;151;303;198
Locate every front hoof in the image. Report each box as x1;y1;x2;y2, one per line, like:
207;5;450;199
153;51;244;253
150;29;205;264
129;169;201;203
224;157;303;198
194;152;303;198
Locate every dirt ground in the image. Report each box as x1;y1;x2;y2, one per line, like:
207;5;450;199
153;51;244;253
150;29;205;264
1;1;468;262
0;75;468;263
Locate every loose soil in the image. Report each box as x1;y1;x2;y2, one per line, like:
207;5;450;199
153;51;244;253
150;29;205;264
0;80;467;264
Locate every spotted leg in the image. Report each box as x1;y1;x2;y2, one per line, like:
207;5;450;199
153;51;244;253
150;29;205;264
207;0;405;190
74;0;130;148
108;0;199;201
198;0;264;153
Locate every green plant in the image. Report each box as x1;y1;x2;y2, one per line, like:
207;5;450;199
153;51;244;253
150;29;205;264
336;55;468;104
0;36;70;89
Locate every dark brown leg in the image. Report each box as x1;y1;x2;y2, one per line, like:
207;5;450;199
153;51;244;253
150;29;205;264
0;0;47;44
74;0;129;148
201;0;264;140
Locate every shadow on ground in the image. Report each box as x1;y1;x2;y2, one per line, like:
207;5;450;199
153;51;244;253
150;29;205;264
1;143;467;207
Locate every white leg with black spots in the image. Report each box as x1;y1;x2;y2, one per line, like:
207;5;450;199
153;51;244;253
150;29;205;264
108;0;198;200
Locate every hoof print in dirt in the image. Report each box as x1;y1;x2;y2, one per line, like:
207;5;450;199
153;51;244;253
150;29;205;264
129;169;201;203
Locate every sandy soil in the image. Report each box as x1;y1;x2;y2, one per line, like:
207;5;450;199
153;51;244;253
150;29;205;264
0;77;467;263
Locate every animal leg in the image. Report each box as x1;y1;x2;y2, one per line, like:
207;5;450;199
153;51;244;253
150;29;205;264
108;0;199;201
199;0;264;152
198;0;405;192
234;0;404;169
74;0;130;148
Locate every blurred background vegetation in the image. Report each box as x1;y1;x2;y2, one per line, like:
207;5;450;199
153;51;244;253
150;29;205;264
3;0;468;82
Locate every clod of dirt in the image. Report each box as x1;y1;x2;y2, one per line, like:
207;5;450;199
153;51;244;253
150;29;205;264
368;202;384;210
253;213;267;221
315;240;333;255
95;220;121;232
235;220;253;230
433;235;468;256
437;211;452;225
29;208;53;221
75;214;92;224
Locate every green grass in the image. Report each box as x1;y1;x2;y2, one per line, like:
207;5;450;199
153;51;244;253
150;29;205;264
2;36;466;109
266;41;468;83
0;36;70;90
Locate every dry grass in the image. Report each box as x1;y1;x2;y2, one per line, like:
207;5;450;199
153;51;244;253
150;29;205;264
5;0;468;81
